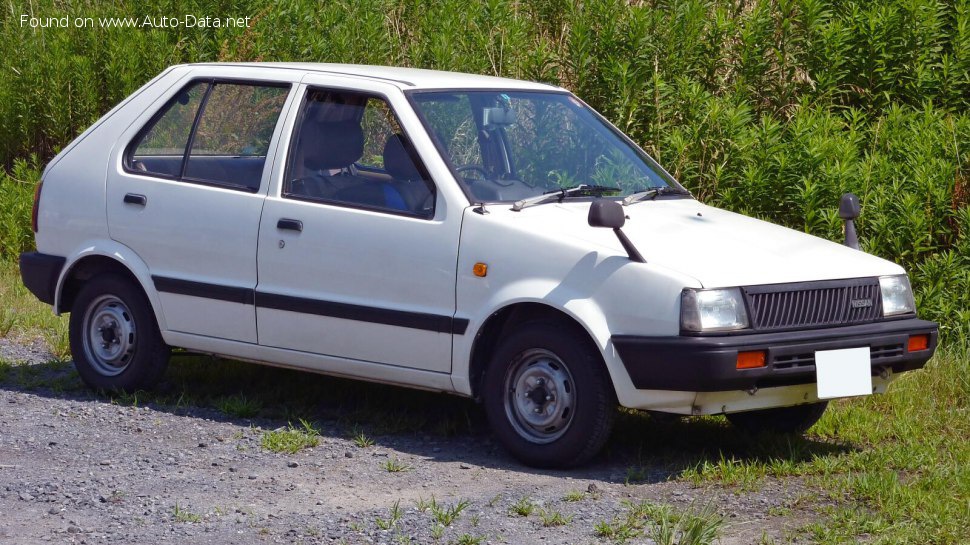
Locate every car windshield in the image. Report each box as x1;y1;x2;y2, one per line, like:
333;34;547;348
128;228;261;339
409;90;684;203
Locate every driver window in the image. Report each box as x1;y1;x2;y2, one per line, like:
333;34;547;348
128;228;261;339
285;89;435;218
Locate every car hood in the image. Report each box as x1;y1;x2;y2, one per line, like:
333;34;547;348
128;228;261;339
497;199;903;288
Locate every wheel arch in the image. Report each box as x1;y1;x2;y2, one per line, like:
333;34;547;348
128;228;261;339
54;243;166;332
467;302;607;400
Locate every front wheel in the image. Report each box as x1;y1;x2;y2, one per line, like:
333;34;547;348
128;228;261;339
725;401;829;435
69;273;170;392
483;321;616;468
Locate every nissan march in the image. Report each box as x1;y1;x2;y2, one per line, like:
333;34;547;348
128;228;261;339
20;63;938;467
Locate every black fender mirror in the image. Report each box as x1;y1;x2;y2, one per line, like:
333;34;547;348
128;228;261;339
588;200;645;263
839;193;861;250
588;199;626;229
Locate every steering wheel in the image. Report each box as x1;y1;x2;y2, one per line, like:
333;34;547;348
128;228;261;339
455;164;488;179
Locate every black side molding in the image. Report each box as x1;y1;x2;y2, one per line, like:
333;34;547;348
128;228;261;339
152;276;255;305
257;291;469;334
19;252;66;306
150;275;468;335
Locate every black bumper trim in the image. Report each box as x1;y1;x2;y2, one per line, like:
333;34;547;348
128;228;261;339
19;252;66;306
613;319;938;392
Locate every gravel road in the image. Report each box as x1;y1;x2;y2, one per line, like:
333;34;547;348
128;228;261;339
0;339;820;545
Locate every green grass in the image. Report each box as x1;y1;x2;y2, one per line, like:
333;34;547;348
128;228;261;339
375;500;403;530
508;496;535;517
260;419;320;454
431;498;470;527
657;346;970;544
172;502;203;523
215;393;262;418
595;501;722;545
538;508;573;527
381;456;412;473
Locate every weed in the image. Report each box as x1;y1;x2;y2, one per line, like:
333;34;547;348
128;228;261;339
216;394;262;418
375;500;403;530
508;496;535;517
260;419;320;454
432;499;470;527
382;456;412;473
624;465;650;484
172;502;202;523
452;534;483;545
416;496;434;512
594;517;638;543
353;429;375;448
562;490;585;502
538;509;572;527
430;523;445;541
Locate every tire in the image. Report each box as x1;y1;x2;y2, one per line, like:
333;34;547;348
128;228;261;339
483;321;616;468
725;401;829;435
69;273;170;392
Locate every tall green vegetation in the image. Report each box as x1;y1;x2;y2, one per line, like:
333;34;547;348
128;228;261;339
1;0;968;340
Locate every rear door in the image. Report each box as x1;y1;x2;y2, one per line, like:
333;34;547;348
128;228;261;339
107;76;295;342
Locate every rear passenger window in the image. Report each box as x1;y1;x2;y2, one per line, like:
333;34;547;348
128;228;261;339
127;80;289;192
285;89;435;218
129;82;207;177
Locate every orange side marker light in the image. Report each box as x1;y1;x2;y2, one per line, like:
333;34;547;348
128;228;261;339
736;350;767;369
473;262;488;277
907;334;929;352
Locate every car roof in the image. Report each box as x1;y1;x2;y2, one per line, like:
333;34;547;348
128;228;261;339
186;62;562;91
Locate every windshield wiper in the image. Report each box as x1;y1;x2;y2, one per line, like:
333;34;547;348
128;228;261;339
622;185;692;206
512;184;621;211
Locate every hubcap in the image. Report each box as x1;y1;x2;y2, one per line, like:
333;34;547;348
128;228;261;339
504;349;576;444
82;295;136;376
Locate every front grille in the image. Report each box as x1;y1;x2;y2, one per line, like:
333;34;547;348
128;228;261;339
743;278;883;331
767;342;904;371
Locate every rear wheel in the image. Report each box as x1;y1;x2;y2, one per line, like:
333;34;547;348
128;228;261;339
726;401;828;435
483;321;616;468
69;273;169;391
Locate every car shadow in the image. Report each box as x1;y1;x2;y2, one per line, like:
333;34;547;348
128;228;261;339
0;353;856;484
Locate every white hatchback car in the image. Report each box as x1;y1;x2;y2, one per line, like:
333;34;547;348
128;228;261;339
21;63;938;467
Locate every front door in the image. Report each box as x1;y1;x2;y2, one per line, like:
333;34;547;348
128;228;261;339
255;85;461;373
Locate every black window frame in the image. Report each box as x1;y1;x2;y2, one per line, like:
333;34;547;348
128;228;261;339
281;86;438;220
124;78;292;193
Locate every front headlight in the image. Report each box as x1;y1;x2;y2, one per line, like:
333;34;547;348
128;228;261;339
880;275;915;316
681;288;749;332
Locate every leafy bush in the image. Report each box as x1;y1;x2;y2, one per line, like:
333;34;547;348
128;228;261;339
1;0;967;339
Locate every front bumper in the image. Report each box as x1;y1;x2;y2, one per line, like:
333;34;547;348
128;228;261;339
613;318;938;392
19;252;65;306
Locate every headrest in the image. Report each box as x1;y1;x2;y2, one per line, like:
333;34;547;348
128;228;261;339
301;121;364;170
382;134;422;181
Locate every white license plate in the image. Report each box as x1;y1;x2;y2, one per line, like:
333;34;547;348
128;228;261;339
815;347;872;399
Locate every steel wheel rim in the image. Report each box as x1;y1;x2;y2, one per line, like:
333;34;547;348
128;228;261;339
81;295;136;376
504;348;576;444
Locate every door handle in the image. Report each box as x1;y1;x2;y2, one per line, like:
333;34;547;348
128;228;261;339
277;218;303;232
123;193;147;206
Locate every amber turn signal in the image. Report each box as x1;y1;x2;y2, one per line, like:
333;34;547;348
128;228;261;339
736;350;767;369
907;334;929;352
473;262;488;277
